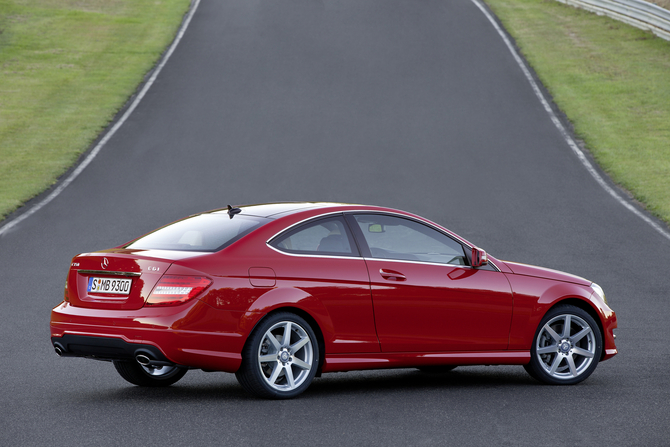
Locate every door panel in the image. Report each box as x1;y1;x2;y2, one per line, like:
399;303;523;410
365;259;513;352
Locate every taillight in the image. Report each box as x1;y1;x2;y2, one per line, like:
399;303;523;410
146;275;212;306
64;279;70;302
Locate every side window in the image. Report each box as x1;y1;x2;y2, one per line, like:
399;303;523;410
352;214;467;265
271;216;359;256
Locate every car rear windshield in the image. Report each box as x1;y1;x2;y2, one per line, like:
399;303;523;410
126;213;267;252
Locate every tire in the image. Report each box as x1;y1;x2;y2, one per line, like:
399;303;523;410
525;305;602;385
236;312;319;399
113;360;187;387
417;365;458;374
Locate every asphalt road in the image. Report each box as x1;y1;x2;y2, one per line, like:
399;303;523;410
2;0;669;445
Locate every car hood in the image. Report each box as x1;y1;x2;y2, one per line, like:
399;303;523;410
502;261;590;286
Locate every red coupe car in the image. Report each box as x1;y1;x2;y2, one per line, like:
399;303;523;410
51;202;617;398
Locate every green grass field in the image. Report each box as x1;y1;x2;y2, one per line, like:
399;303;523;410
485;0;670;223
0;0;191;220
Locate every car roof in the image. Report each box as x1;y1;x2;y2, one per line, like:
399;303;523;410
213;202;359;219
206;202;482;255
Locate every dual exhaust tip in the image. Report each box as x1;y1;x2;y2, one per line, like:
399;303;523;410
53;345;170;368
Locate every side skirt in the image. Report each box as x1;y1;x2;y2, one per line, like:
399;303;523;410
323;351;530;373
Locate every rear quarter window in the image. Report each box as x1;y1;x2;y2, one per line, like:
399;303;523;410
270;216;359;257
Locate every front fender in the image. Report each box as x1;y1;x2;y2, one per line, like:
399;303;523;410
507;275;596;350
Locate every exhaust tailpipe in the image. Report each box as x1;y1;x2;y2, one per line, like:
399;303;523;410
54;346;64;357
136;354;152;366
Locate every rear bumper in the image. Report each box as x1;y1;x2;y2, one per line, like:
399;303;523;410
50;300;260;373
51;333;174;364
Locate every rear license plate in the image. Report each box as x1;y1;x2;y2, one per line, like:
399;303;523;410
87;277;132;295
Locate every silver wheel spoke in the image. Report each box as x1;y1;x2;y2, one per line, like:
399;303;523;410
566;355;578;377
537;345;558;355
285;365;295;388
267;363;282;385
266;333;282;351
290;337;309;354
573;347;594;358
543;324;561;343
282;322;292;347
571;327;592;344
548;355;562;375
562;315;572;338
293;358;311;371
259;354;277;363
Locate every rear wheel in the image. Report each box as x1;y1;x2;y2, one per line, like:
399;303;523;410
113;361;187;387
525;305;602;385
236;312;319;399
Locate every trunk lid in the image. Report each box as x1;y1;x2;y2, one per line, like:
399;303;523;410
66;249;205;310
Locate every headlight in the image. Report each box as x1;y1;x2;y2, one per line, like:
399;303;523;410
591;282;607;305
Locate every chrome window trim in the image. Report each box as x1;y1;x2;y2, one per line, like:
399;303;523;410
266;211;348;244
265;243;364;261
361;256;498;271
361;253;500;272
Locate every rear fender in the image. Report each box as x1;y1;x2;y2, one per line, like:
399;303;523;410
243;287;335;348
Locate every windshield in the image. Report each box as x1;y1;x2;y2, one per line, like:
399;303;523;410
126;213;267;252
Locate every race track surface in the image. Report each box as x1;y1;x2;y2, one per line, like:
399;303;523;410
1;1;669;445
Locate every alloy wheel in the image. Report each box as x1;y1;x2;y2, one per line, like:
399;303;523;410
535;313;596;380
257;320;314;391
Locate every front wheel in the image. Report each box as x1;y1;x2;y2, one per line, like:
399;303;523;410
113;360;187;387
236;312;319;399
525;305;602;385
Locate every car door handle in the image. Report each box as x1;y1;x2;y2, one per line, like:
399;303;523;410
379;269;406;281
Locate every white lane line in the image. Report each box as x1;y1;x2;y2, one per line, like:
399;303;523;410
0;0;202;237
470;0;670;242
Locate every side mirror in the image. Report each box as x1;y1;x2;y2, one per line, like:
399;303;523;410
471;247;488;267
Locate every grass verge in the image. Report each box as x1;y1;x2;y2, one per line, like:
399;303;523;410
0;0;191;221
484;0;670;224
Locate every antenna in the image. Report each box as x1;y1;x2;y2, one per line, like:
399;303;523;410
227;204;241;219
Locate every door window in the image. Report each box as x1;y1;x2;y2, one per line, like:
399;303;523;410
351;214;466;265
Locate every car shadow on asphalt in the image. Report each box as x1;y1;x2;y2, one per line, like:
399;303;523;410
307;366;538;397
77;366;540;403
